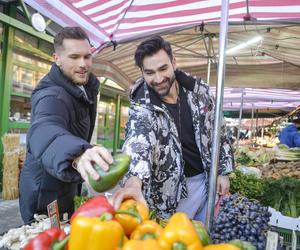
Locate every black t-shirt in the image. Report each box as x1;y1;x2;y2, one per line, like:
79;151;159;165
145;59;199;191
164;85;204;177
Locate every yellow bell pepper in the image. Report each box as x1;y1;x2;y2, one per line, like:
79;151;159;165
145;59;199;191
115;199;149;236
68;215;124;250
203;243;241;250
158;212;203;250
131;220;163;240
123;239;161;250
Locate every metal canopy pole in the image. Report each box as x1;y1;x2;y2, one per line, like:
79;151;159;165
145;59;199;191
236;89;244;148
206;37;212;85
251;103;254;139
206;0;229;232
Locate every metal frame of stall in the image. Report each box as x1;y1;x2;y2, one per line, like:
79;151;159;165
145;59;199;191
206;0;230;231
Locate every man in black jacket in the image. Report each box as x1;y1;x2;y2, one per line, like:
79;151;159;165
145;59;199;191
19;27;113;224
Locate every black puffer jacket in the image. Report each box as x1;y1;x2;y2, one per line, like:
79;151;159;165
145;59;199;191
19;64;99;224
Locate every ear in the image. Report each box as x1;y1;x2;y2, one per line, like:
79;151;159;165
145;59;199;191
53;53;61;66
172;56;177;70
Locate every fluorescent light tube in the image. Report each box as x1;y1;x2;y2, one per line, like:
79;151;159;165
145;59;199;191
226;36;263;55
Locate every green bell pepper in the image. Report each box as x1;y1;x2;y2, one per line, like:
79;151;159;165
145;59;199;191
88;153;130;192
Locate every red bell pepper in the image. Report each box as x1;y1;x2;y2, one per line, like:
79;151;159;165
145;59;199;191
23;227;68;250
70;195;115;222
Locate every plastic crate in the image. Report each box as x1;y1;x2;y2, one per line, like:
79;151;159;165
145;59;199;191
271;226;300;249
268;207;300;231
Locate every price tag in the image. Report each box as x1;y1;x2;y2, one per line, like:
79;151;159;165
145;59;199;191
47;200;61;228
266;231;278;250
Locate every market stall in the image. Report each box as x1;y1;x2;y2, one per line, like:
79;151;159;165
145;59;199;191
1;0;300;249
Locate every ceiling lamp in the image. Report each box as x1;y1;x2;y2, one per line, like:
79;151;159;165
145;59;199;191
226;36;263;55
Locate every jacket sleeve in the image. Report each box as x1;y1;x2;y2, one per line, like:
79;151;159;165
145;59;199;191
28;95;92;182
206;86;234;176
121;105;156;187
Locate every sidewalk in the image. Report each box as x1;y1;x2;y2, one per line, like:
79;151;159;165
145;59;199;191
0;198;23;235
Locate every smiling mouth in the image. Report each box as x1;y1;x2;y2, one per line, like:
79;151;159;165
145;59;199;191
154;80;168;87
76;72;88;77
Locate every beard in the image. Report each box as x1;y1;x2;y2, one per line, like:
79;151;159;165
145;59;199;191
59;66;89;85
150;72;176;97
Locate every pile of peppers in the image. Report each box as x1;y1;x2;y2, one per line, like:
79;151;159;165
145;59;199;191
23;195;245;250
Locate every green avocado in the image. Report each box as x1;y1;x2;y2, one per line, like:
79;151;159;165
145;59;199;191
88;153;130;192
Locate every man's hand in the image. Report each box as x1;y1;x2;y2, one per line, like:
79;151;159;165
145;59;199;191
110;176;147;210
217;175;230;195
73;145;113;182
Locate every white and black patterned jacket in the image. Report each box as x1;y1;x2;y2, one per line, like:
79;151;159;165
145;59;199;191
122;69;234;219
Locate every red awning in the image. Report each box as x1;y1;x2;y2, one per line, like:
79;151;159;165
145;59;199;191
24;0;300;48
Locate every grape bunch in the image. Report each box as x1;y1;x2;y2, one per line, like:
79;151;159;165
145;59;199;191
211;193;272;250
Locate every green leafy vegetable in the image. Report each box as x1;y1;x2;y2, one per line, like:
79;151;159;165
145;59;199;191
229;170;265;200
260;177;300;218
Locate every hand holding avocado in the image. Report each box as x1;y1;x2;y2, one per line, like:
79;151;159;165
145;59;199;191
72;145;114;182
88;153;131;192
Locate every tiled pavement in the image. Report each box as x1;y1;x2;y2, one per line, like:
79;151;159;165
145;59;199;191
0;198;23;235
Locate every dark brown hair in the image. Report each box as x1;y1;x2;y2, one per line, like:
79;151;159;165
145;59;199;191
134;35;173;69
54;26;90;52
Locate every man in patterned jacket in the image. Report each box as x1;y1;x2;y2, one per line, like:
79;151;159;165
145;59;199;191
111;36;234;222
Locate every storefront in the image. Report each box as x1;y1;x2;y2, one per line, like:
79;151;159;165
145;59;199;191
0;2;129;191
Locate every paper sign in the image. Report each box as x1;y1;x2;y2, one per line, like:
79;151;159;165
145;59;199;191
47;200;61;228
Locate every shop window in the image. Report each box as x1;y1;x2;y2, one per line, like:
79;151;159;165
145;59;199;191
12;50;52;95
9;96;31;123
120;106;129;143
15;29;38;48
8;128;28;134
97;101;116;148
16;11;27;24
39;40;54;55
12;65;35;94
13;53;33;64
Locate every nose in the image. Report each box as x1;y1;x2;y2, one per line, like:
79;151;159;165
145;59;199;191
79;57;88;68
154;72;164;84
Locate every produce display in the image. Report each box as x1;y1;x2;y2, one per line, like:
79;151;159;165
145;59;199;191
255;136;279;148
20;196;256;250
274;144;300;161
258;160;300;179
3;146;299;250
211;193;271;250
234;146;274;167
230;170;300;218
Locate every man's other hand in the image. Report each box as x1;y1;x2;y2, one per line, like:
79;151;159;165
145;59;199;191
217;175;230;195
73;145;113;182
110;176;147;210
